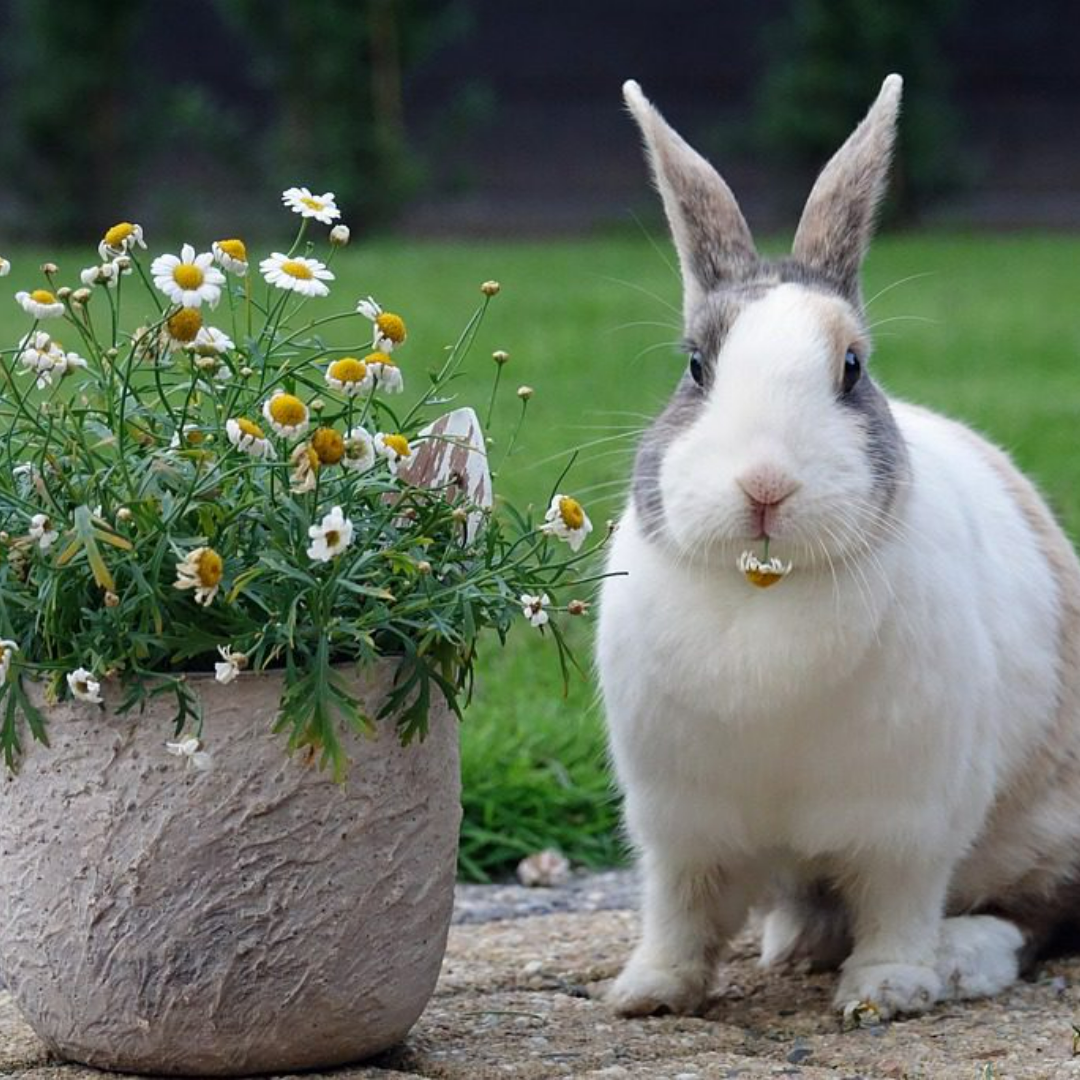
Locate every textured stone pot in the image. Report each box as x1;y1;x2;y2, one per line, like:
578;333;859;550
0;662;461;1075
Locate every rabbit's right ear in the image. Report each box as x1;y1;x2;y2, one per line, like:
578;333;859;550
623;80;757;311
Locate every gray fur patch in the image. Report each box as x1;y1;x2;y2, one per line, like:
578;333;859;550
838;369;911;514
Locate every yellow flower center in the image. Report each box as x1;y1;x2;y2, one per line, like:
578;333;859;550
167;308;203;342
173;264;204;290
325;529;340;547
196;548;223;587
300;197;325;212
363;351;392;367
217;238;247;261
328;357;367;384
237;418;264;439
104;222;135;247
281;259;313;280
383;433;410;458
269;393;307;426
375;312;406;344
558;496;585;530
186;430;205;446
312;427;345;464
30;289;57;304
745;568;785;589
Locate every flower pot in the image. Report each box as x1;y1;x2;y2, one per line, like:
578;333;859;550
0;661;460;1075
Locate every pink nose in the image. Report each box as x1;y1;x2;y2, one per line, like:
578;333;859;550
736;467;800;508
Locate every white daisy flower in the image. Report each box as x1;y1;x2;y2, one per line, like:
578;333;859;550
520;593;551;628
282;186;341;224
374;432;412;477
16;289;65;319
259;252;334;298
306;505;354;563
737;550;793;589
191;325;235;356
370;355;404;394
150;243;224;309
226;417;274;458
168;423;208;451
21;337;86;389
214;645;246;685
324;355;373;396
164;307;203;352
289;442;319;493
356;296;407;352
212;238;248;276
98;221;146;260
0;640;18;686
262;389;310;439
67;667;103;704
174;546;224;606
165;735;212;771
342;426;376;473
541;494;593;552
0;256;10;277
29;513;59;551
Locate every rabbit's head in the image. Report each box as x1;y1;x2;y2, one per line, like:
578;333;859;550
625;75;909;567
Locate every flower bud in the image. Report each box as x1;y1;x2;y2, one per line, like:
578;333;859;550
240;366;254;378
41;262;59;276
114;256;132;271
329;224;351;246
481;280;500;296
106;347;119;360
117;507;133;522
310;398;325;412
416;560;432;575
57;286;72;301
516;385;534;400
71;287;91;305
104;590;120;608
492;350;510;366
567;599;590;616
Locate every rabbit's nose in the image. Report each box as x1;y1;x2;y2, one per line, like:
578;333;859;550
736;467;800;508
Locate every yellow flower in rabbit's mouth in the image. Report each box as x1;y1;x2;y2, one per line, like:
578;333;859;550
738;549;792;589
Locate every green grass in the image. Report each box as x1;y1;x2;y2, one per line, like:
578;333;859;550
4;231;1080;879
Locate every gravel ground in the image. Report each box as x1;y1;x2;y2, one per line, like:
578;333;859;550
6;871;1080;1078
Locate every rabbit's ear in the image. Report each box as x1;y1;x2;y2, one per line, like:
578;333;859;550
792;74;903;304
623;80;757;309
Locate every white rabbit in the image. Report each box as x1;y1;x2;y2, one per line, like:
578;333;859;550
598;73;1080;1020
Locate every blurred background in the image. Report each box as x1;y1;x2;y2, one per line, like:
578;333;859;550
1;0;1079;241
2;0;1079;880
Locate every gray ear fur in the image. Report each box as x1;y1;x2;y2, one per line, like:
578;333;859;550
791;74;903;305
623;79;757;311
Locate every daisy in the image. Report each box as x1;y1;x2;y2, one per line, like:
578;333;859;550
282;186;341;224
16;289;64;319
737;550;792;589
541;494;593;552
214;645;246;685
98;221;146;260
342;426;375;473
212;238;248;275
263;390;310;439
520;593;551;628
165;307;203;352
0;256;10;277
174;546;224;605
259;252;333;298
307;505;354;563
21;340;87;389
0;640;18;686
165;735;212;771
29;513;59;551
374;432;412;476
169;424;207;451
226;417;274;458
311;427;345;465
150;244;224;308
191;325;235;356
369;353;404;394
290;443;320;493
356;296;407;352
80;262;125;288
67;667;103;704
324;356;373;396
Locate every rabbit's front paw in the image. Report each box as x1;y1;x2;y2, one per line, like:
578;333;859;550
607;958;710;1017
834;962;942;1019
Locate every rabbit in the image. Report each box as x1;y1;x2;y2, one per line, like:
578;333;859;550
597;73;1080;1020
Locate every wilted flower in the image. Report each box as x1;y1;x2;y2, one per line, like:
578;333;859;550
307;506;354;563
356;296;407;352
214;645;247;685
226;417;274;458
28;513;59;551
16;289;64;319
290;443;320;493
67;667;103;704
174;546;224;606
282;186;341;224
541;495;592;552
342;426;375;472
98;221;146;260
260;252;334;298
212;239;248;275
165;735;212;770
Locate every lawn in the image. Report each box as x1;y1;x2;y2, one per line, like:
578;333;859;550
3;231;1079;879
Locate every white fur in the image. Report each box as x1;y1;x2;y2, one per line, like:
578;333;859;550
598;282;1060;1018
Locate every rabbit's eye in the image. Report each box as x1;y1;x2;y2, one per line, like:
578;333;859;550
688;349;705;386
842;348;861;394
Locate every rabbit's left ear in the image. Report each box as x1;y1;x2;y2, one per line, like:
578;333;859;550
792;74;903;305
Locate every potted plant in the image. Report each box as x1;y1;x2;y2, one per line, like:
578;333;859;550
0;189;596;1075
